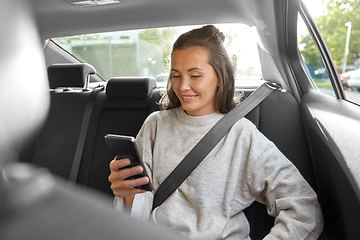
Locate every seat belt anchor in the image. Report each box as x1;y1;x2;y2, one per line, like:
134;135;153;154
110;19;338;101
265;82;286;92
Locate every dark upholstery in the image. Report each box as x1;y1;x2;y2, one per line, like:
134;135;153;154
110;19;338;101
245;90;315;187
20;63;101;180
106;77;156;98
77;77;160;195
243;90;315;239
47;63;96;89
28;91;95;178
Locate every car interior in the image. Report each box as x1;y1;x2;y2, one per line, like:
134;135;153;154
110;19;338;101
14;0;360;239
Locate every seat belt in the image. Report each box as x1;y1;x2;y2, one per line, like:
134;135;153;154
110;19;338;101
152;81;282;211
68;87;103;186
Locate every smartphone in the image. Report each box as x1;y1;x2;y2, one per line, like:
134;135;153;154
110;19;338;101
104;134;153;191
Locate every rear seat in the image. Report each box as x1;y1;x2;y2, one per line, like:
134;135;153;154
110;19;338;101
21;65;317;238
243;88;315;239
19;63;102;180
76;77;160;196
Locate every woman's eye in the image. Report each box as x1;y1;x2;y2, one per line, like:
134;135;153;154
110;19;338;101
172;75;180;79
191;75;200;79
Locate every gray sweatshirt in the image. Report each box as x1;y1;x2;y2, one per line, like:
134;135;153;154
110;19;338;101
124;107;323;239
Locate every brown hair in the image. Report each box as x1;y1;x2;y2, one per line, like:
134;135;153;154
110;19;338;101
159;25;238;114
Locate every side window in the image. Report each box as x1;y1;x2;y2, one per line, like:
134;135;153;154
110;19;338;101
299;0;360;105
297;14;335;96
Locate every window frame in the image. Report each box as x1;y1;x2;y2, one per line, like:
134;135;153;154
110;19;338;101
298;2;346;99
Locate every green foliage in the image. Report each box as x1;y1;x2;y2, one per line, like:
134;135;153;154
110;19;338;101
299;34;322;68
138;29;161;46
316;0;360;66
300;0;360;67
139;28;176;67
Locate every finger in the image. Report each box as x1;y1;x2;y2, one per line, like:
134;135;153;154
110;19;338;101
110;176;149;191
110;177;149;197
119;165;145;180
108;165;144;183
123;176;150;189
109;158;130;172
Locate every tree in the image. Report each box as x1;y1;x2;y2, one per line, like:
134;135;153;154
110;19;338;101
138;29;162;46
139;28;176;67
299;34;324;69
300;0;360;67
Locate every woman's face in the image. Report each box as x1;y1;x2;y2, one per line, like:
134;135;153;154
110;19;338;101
171;47;220;116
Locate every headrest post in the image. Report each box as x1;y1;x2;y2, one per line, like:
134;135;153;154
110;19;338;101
83;75;91;91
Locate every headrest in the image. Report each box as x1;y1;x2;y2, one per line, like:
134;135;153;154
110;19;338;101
47;63;96;89
106;77;157;98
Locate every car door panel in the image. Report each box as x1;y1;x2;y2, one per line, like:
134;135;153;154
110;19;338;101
301;89;360;239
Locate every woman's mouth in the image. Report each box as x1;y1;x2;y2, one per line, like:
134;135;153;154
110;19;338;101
181;95;197;102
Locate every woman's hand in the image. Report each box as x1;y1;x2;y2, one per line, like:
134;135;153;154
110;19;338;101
108;158;149;207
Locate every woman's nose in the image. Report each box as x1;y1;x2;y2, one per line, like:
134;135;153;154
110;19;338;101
179;77;191;91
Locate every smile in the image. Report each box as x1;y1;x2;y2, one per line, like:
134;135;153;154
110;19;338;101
181;95;197;102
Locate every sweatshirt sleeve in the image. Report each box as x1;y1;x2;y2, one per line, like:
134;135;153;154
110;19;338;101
112;122;155;220
128;113;157;221
247;140;323;239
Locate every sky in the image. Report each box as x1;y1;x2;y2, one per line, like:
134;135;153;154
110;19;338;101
302;0;326;18
298;0;327;37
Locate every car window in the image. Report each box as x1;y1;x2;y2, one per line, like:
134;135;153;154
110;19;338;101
297;13;335;96
52;24;262;85
300;0;360;105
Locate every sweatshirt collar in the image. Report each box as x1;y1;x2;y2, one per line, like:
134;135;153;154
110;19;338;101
175;107;224;126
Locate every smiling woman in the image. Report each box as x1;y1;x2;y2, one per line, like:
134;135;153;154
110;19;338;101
170;47;220;116
108;24;323;240
159;25;237;116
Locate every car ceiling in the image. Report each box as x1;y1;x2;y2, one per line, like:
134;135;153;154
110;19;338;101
29;0;301;91
30;0;282;41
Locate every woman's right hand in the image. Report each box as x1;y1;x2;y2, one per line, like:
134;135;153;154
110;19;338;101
108;158;149;198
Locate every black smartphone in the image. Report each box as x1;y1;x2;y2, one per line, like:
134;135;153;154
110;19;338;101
104;134;153;191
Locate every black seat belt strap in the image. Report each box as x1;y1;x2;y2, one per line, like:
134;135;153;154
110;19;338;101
152;82;281;211
68;87;102;185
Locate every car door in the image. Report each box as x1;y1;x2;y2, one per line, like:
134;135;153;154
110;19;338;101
285;1;360;239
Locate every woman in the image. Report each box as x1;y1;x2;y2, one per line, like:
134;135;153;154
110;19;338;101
109;25;323;239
